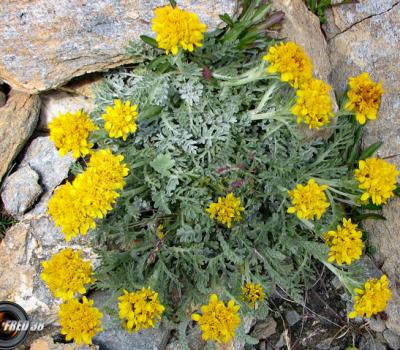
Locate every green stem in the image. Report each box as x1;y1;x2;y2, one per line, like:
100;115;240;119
215;63;278;87
253;82;279;113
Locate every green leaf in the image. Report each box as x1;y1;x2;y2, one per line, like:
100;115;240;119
361;203;383;211
219;13;234;26
394;185;400;197
359;141;383;160
169;0;177;7
140;35;158;48
150;154;175;177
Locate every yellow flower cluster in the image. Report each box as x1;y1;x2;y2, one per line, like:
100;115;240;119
263;41;313;88
156;224;165;239
287;179;330;220
192;294;240;344
355;158;399;205
152;5;207;55
323;218;363;266
40;248;95;301
59;297;103;345
49;110;98;159
102;99;139;141
345;72;384;125
349;275;392;319
206;192;244;228
118;288;165;332
48;149;129;241
291;78;334;129
242;282;265;307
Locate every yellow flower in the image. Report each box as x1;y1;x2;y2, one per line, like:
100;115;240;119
48;181;97;241
263;41;313;88
102;99;139;141
242;282;265;307
59;297;103;345
192;294;240;344
48;149;129;241
156;224;165;239
291;78;334;129
323;218;363;266
206;193;244;228
41;248;95;301
287;179;330;220
355;158;399;205
152;5;207;55
49;110;98;159
349;275;392;319
118;288;165;332
87;149;130;190
345;72;384;125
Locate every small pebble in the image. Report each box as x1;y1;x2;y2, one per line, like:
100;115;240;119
384;329;400;350
285;310;301;326
369;318;386;333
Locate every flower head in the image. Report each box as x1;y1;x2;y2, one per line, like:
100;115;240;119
349;275;392;319
345;72;384;125
355;158;399;205
263;41;313;88
102;99;138;141
48;149;129;241
192;294;240;344
118;288;165;332
242;282;265;307
152;5;207;55
48;181;98;241
156;224;165;239
87;149;130;190
206;193;244;228
287;179;330;220
291;78;334;129
41;248;95;301
323;218;363;266
49;110;98;158
59;297;103;345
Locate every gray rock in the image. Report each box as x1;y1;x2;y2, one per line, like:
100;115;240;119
91;290;170;350
0;0;235;93
384;329;400;350
359;337;387;350
21;136;74;192
0;91;41;182
20;136;75;218
285;310;301;326
251;317;277;340
1;165;42;217
316;338;333;350
370;318;387;333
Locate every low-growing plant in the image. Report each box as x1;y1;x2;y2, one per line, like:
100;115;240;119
40;0;398;347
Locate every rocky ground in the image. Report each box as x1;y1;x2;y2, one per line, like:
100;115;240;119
0;0;399;349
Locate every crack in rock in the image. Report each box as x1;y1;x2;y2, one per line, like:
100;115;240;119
329;1;400;40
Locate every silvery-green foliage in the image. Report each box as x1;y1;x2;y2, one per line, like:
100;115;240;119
90;7;365;341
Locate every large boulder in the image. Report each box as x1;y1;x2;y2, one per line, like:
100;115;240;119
0;91;41;182
326;0;400;335
0;0;236;93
